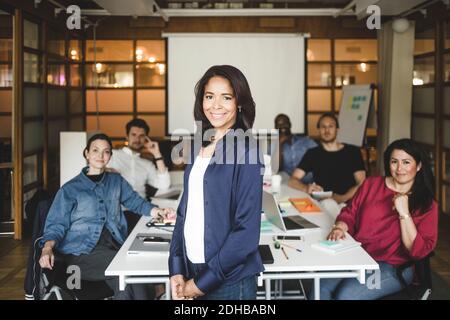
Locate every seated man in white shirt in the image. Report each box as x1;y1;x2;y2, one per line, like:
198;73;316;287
108;118;171;299
108;118;171;200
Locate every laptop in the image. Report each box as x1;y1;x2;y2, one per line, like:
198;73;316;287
262;191;320;232
127;233;172;255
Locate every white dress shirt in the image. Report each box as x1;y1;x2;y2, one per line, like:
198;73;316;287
108;146;171;198
184;156;211;263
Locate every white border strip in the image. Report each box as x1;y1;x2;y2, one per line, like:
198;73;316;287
162;32;310;38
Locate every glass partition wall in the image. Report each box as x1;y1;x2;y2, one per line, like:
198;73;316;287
0;8;13;236
413;18;450;215
443;19;450;216
306;38;378;174
14;13;81;238
85;39;166;146
306;39;378;137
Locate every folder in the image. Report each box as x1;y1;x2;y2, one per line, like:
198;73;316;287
289;198;322;214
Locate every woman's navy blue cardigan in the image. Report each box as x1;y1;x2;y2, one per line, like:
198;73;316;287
169;131;265;294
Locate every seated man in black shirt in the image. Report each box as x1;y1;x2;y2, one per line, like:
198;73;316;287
288;113;366;208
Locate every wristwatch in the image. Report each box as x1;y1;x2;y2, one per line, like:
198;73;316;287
399;214;411;220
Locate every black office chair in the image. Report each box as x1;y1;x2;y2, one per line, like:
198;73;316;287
381;252;434;300
24;196;114;300
41;253;114;300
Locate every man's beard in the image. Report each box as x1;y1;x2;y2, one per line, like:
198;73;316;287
129;142;143;151
321;135;336;143
279;128;291;136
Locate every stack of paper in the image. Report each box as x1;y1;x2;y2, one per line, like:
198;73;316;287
311;239;361;255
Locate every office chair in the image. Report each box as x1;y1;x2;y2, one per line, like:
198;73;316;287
24;196;114;300
41;252;114;300
381;252;434;300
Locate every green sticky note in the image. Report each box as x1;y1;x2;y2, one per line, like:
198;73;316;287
260;220;273;232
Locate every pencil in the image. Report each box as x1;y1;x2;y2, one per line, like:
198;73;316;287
281;246;289;259
280;242;302;253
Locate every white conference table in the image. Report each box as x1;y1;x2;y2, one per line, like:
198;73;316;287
259;183;379;300
105;182;379;300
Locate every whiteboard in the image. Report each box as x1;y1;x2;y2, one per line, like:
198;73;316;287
164;33;306;135
337;85;375;147
60;132;87;186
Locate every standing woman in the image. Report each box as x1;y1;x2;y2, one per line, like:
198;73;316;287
39;133;175;299
169;65;264;300
321;138;438;300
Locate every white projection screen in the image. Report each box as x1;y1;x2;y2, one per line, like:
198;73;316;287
165;33;306;135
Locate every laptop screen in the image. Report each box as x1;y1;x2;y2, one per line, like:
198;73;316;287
262;191;320;232
262;191;287;232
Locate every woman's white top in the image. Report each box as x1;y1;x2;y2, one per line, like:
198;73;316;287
184;156;211;263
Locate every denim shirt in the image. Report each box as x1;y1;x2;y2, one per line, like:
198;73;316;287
169;132;265;294
282;134;317;181
40;167;156;255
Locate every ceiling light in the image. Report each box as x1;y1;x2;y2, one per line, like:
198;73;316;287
357;63;370;73
94;63;105;73
392;18;410;33
413;78;424;86
156;63;165;75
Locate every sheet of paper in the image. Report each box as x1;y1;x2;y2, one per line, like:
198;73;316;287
311;191;333;200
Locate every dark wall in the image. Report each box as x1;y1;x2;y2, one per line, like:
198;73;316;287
86;16;377;39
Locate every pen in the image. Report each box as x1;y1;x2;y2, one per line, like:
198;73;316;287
280;242;302;253
281;246;289;260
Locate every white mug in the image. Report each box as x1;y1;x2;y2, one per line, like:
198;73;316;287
271;174;282;192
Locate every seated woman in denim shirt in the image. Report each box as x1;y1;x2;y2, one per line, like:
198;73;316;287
39;133;175;300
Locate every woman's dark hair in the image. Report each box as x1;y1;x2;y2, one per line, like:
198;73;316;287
83;133;113;158
383;138;435;214
193;65;256;137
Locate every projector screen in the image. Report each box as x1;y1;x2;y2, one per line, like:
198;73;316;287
165;33;306;135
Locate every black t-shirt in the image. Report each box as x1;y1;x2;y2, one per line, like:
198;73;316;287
86;172;104;183
297;144;365;195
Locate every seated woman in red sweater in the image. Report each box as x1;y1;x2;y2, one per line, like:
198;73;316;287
320;138;438;300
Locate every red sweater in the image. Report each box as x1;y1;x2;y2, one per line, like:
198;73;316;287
336;176;438;267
